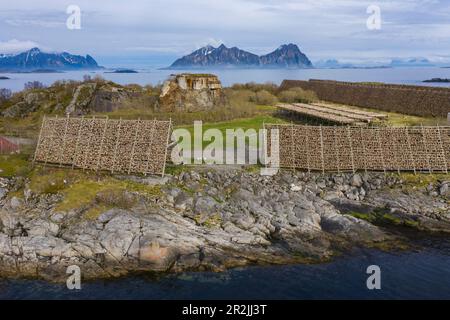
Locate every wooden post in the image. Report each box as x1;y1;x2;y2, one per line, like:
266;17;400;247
145;119;157;176
96;117;109;171
305;126;311;173
334;126;340;173
72;116;84;170
377;127;386;174
262;121;266;171
44;115;58;167
360;126;368;173
405;127;416;175
290;122;295;171
33;115;46;165
83;117;96;171
59;115;70;167
347;126;355;173
111;118;122;174
128;119;141;174
319;125;325;174
394;128;401;175
436;125;448;174
421;124;432;174
162;119;172;177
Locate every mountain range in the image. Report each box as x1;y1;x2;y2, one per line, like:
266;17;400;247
0;48;101;71
168;43;313;69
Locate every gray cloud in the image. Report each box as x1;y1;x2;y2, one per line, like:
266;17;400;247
0;39;48;53
0;0;449;64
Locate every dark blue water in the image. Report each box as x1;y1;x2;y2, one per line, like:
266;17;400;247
0;239;449;300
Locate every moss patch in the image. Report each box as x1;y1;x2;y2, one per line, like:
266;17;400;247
347;212;375;222
395;173;449;188
195;213;222;228
347;210;419;229
0;153;32;178
19;167;161;216
55;177;161;213
84;204;112;220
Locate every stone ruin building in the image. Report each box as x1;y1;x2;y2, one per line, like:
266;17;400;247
159;73;226;112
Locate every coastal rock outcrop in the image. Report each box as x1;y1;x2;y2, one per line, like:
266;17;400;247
158;73;226;112
0;169;448;281
65;82;139;115
1;80;143;118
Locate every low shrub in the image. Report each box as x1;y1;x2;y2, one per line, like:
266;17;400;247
254;90;278;105
95;189;137;209
278;87;318;104
230;82;278;94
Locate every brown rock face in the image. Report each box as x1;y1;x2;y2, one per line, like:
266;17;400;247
66;83;138;115
158;73;226;112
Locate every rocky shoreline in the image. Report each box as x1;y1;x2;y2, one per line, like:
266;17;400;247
0;168;449;282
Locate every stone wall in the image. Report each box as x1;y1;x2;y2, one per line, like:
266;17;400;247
279;79;450;118
265;124;450;173
34;116;172;176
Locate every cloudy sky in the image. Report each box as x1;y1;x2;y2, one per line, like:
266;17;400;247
1;0;450;66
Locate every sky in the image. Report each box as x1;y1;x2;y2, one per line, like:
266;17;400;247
1;0;450;67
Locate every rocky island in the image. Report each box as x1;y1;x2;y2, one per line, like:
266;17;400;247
423;78;450;83
105;69;139;74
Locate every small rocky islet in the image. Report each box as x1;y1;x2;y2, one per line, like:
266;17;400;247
423;78;450;83
0;167;448;282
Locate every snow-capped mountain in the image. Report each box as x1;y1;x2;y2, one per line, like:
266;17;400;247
169;43;312;69
0;48;101;71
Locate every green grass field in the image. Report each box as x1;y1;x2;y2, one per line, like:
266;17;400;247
0;153;31;177
178;114;289;135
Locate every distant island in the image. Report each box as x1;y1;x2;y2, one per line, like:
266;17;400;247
314;59;353;69
314;59;391;69
390;57;434;67
314;58;439;69
0;69;63;74
0;48;102;71
167;43;313;69
13;69;63;74
105;69;138;74
423;78;450;83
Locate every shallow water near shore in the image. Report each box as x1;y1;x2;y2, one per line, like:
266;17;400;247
0;238;448;300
